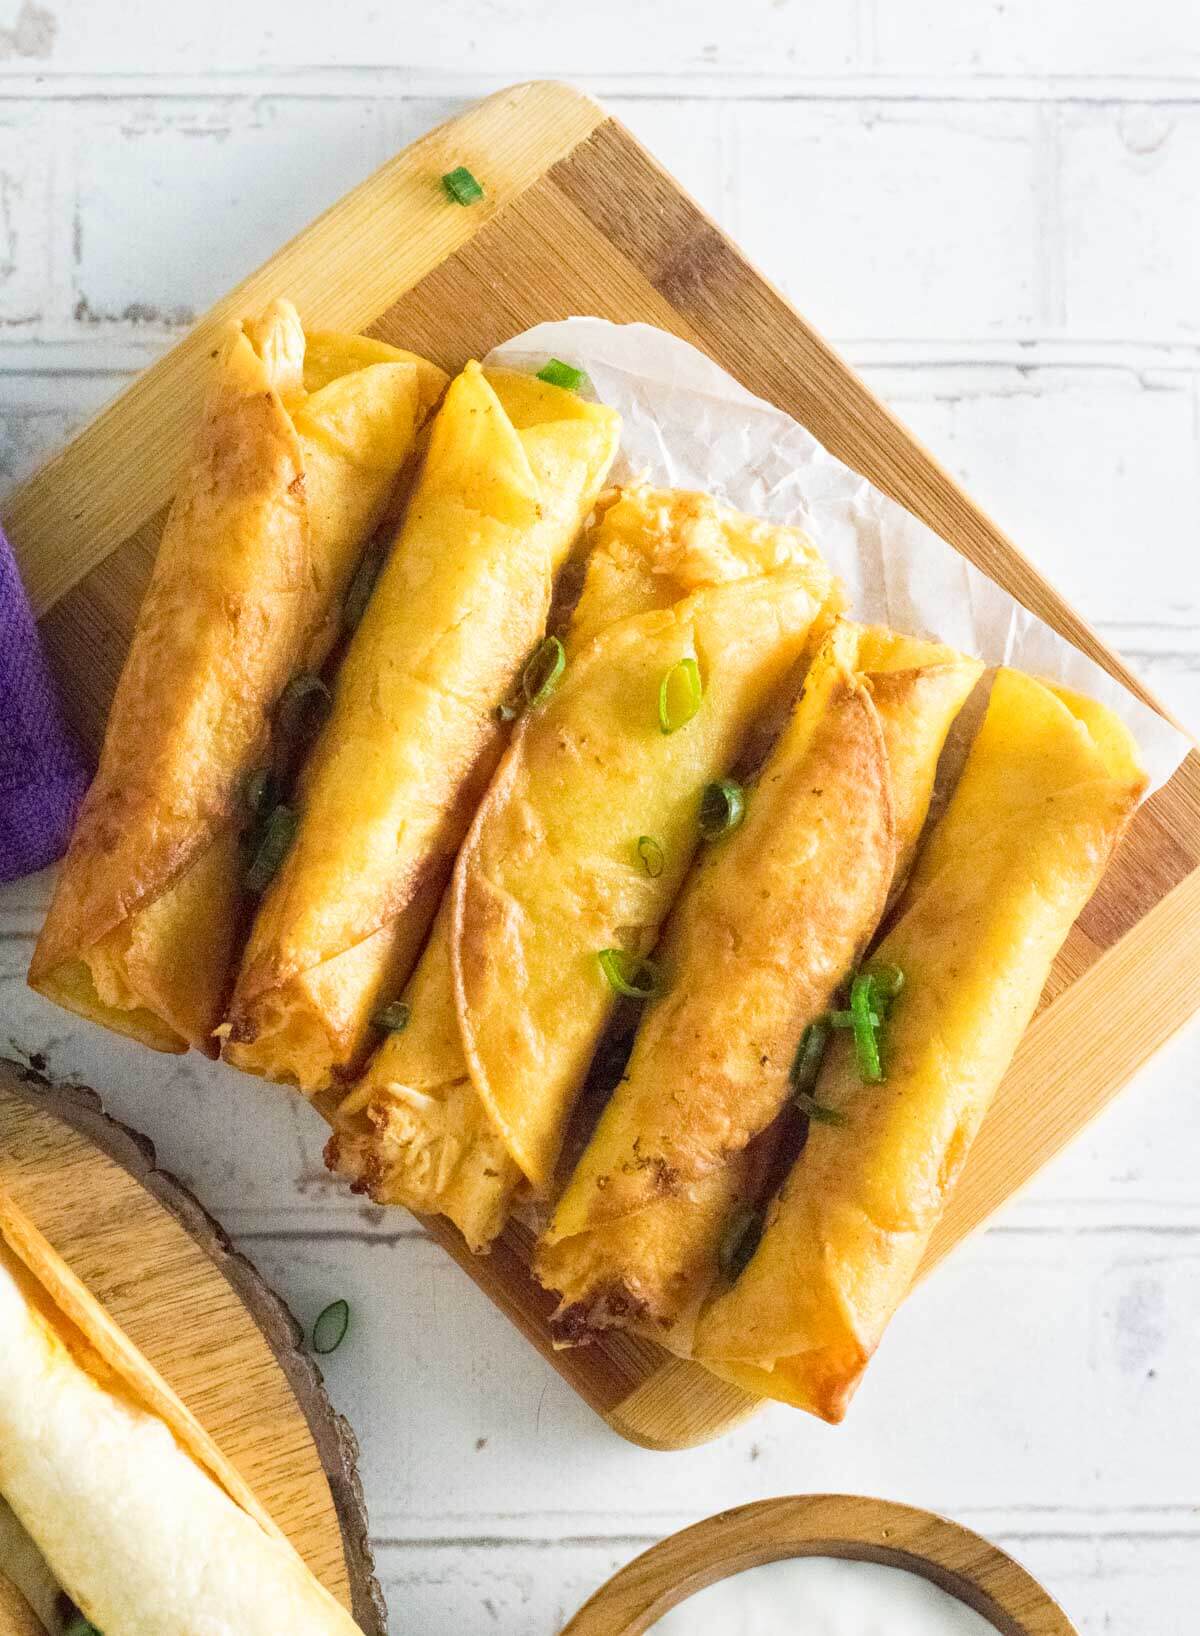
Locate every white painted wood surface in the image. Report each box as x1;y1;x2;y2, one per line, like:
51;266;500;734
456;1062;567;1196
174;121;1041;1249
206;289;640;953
1;5;1198;1632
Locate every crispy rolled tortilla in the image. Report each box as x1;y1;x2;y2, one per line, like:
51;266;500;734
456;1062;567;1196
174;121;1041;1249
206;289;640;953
29;300;445;1056
0;1194;363;1636
326;486;840;1248
223;364;621;1092
693;668;1146;1421
535;623;982;1347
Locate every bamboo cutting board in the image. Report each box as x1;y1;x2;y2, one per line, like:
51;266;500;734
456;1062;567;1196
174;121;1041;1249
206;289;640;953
0;1066;384;1630
6;81;1200;1449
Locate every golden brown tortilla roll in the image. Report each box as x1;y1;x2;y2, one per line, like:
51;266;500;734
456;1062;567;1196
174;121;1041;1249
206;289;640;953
0;1194;364;1636
693;668;1146;1421
326;485;840;1249
535;623;982;1348
0;1574;44;1636
222;365;621;1092
28;300;445;1056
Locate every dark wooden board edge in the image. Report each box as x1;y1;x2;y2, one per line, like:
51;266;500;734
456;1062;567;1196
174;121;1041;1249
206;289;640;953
1;1061;386;1636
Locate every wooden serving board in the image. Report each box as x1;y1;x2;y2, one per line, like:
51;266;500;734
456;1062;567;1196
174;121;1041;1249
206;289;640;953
5;80;1199;1449
559;1495;1077;1635
0;1064;385;1634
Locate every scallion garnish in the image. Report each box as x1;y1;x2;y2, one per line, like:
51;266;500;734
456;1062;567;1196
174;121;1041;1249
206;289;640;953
244;804;296;893
597;948;661;1000
849;971;883;1084
276;672;332;746
789;1018;830;1096
343;543;385;633
241;765;277;823
536;358;588;392
63;1620;103;1636
830;1006;880;1029
864;963;905;1005
795;1090;847;1127
312;1298;350;1355
698;778;746;841
658;656;702;734
372;1000;411;1033
442;165;484;205
636;834;665;879
718;1205;763;1281
523;635;566;707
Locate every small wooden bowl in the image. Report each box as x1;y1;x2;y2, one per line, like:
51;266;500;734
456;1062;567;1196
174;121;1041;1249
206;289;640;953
560;1495;1078;1636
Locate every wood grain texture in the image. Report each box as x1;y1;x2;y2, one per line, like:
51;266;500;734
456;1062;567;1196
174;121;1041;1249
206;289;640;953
558;1495;1078;1636
0;1067;385;1635
5;80;1198;1450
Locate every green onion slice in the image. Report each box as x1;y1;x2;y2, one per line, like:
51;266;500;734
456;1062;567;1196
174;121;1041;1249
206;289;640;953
597;948;661;1000
850;971;884;1084
830;1006;880;1030
372;1000;411;1033
658;656;702;734
636;834;665;879
241;765;277;823
522;635;566;707
442;165;483;205
276;672;332;746
718;1206;763;1281
864;961;905;1022
343;543;385;633
244;804;296;894
536;358;588;392
699;778;746;841
789;1018;830;1096
312;1298;350;1355
795;1089;848;1127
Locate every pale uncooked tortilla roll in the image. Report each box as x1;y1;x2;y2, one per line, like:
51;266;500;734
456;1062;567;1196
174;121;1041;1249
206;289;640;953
223;364;621;1093
325;486;841;1249
0;1201;363;1636
693;668;1146;1421
28;300;445;1056
535;623;982;1349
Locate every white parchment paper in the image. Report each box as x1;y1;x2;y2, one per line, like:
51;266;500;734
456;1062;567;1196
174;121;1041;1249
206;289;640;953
489;319;1189;794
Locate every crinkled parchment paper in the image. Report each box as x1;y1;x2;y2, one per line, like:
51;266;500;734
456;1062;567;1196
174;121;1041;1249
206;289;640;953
490;318;1188;794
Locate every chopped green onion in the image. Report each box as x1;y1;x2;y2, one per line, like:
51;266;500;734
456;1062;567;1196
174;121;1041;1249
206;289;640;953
789;1018;830;1096
597;948;661;1000
830;1006;880;1029
241;765;277;822
63;1620;103;1636
372;1000;411;1033
536;358;588;392
636;834;665;879
276;672;332;746
865;962;905;1003
522;635;566;707
795;1089;848;1127
658;656;702;734
442;165;483;205
312;1298;350;1355
699;778;746;841
343;543;385;633
244;804;296;893
717;1206;763;1281
850;971;884;1084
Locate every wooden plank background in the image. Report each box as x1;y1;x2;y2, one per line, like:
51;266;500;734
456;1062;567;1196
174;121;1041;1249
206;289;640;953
1;11;1199;1632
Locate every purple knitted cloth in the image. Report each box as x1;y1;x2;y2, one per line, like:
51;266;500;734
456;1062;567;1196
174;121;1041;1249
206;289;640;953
0;524;89;882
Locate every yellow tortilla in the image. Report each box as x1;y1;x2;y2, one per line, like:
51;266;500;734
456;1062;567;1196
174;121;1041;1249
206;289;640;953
28;301;445;1056
327;486;840;1248
223;365;621;1092
0;1193;362;1636
693;668;1146;1421
535;623;982;1349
